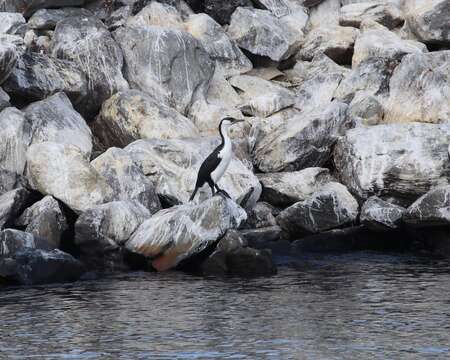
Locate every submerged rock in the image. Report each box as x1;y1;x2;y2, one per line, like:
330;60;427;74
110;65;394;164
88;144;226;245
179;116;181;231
126;196;247;271
277;182;359;237
360;196;405;232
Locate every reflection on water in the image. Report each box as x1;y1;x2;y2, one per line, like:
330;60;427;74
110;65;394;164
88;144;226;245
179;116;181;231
1;252;450;359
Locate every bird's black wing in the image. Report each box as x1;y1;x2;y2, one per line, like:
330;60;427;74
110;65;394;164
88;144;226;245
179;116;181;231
195;144;223;187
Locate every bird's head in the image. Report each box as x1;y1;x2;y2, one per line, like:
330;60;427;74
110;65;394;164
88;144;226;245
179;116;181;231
220;117;244;131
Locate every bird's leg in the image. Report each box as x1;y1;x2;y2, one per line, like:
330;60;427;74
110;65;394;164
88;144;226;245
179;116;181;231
208;182;216;197
214;183;231;199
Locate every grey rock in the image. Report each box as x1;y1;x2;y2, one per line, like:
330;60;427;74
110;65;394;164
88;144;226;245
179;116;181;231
24;92;92;157
228;7;302;62
3;52;88;108
185;13;252;78
91;148;161;214
308;0;340;28
26;142;113;214
244;202;277;229
252;101;351;172
339;2;404;29
0;12;25;34
0;229;51;258
125;138;262;208
348;93;384;125
360;196;405;231
384;51;450;124
114;25;214;115
75;200;151;255
334;123;450;201
277;182;359;237
91;89;199;150
226;247;276;276
0;248;84;285
27;8;93;30
0;87;10;110
0;169;22;196
106;5;132;31
52;16;128;118
258;168;334;207
126;1;185;30
126;196;247;271
0;36;18;84
0;188;29;229
240;226;282;247
15;196;67;249
404;186;450;227
0;0;84;17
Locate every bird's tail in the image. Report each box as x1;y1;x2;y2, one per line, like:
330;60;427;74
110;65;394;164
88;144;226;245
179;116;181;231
189;187;199;202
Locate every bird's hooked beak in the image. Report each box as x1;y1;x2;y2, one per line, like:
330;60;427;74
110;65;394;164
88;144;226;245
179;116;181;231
231;118;245;125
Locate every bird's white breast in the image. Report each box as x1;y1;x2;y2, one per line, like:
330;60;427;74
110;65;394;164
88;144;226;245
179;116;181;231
211;139;232;183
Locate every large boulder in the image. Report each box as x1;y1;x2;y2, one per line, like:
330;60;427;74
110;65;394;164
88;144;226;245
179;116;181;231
405;0;450;46
339;2;403;29
404;186;450;227
91;89;199;150
26;142;113;213
185;13;252;78
277;182;359;237
258;168;334;207
334;123;450;202
27;8;93;30
75;200;151;255
0;0;84;17
52;16;129;118
0;107;31;177
3;51;88;108
126;196;247;271
0;188;29;229
228;7;302;62
114;25;214;115
15;196;67;249
360;196;405;231
24;92;92;157
91;147;161;214
384;51;450;124
125;138;262;208
252;101;351;172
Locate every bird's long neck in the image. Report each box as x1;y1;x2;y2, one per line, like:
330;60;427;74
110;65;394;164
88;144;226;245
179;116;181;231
219;123;231;150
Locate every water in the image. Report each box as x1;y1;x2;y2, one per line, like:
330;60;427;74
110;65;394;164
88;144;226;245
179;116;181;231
1;251;450;359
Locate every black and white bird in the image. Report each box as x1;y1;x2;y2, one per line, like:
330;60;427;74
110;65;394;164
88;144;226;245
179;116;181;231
190;117;244;201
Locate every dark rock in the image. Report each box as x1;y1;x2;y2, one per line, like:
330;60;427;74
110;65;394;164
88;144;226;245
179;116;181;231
203;0;253;25
0;188;30;229
244;202;277;229
0;0;84;17
27;8;93;30
52;15;128;119
360;196;405;232
227;247;276;276
404;186;450;228
106;5;132;31
0;229;52;257
240;226;282;248
217;230;247;252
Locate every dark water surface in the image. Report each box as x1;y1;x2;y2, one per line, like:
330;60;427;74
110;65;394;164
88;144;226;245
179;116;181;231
1;252;450;359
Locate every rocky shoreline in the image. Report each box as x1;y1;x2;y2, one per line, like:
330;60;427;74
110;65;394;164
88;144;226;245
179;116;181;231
0;0;449;286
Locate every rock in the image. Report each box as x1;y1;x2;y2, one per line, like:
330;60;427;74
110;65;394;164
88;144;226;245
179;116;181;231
0;188;30;229
0;248;84;285
52;16;128;118
0;229;51;257
252;101;351;172
352;21;427;68
0;107;31;177
228;7;302;62
384;51;450;124
127;1;185;30
126;196;247;271
294;54;349;114
348;93;384;125
0;169;22;196
106;5;132;31
277;182;359;237
203;0;253;25
15;196;67;249
125;138;262;208
334;123;450;202
24;93;92;157
114;25;214;115
0;0;84;17
404;186;450;227
75;201;151;255
0;12;25;34
229;74;295;117
405;0;450;46
0;37;18;84
0;87;10;110
339;2;404;29
308;0;340;29
26;142;113;213
91;89;199;150
185;13;252;78
3;52;88;109
27;8;92;30
240;226;282;247
226;247;276;276
297;26;359;65
258;168;334;207
244;202;277;229
360;196;405;231
91;148;161;214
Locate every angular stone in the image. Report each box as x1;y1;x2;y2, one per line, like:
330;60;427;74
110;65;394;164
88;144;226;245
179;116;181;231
27;8;92;30
26;143;113;214
258;168;334;207
227;247;276;276
339;2;403;29
126;196;247;271
277;182;359;236
0;229;51;258
203;0;253;25
0;12;25;35
91;148;161;214
240;226;282;247
91;89;199;150
0;169;22;196
127;1;185;30
0;37;18;84
114;25;214;115
348;93;384;125
244;202;277;229
0;0;84;17
360;196;405;231
0;87;10;110
0;188;29;229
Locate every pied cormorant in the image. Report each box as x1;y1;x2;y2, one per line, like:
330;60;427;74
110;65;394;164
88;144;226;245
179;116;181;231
190;117;243;201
